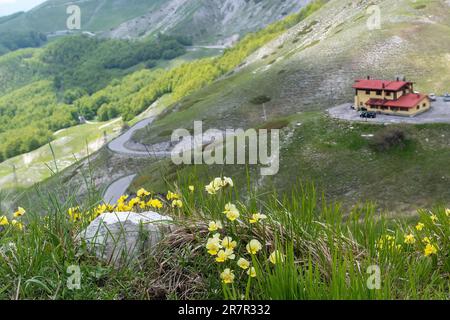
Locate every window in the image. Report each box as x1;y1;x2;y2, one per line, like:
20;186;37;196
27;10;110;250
376;90;382;95
417;106;420;110
386;91;391;96
423;103;426;107
365;90;370;95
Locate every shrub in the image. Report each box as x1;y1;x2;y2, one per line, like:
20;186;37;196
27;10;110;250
370;127;409;152
249;95;271;105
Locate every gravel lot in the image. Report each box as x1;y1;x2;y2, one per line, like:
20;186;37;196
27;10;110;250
327;97;450;124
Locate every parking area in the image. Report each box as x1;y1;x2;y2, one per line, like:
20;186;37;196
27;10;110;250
328;97;450;124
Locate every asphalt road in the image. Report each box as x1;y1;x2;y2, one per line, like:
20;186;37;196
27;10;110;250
103;174;137;205
328;97;450;124
108;117;156;156
103;116;170;204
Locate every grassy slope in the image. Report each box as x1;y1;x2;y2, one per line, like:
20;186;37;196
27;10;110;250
130;0;450;215
0;0;166;33
0;118;123;190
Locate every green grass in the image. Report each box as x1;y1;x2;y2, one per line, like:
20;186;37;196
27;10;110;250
0;173;448;300
0;0;168;34
129;111;450;216
0;118;123;190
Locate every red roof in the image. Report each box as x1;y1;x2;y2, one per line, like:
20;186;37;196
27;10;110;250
352;79;411;91
366;94;428;109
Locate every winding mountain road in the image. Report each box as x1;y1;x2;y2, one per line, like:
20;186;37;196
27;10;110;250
107;117;155;156
103;116;169;204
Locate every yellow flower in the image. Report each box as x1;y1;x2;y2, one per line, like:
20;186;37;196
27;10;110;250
415;222;425;231
205;177;224;195
94;204;110;217
116;202;131;212
422;237;431;244
147;199;163;209
269;250;284;264
208;221;223;232
68;207;81;222
247;267;257;278
249;213;267;224
226;211;239;222
215;250;228;263
188;185;195;192
128;197;141;208
206;236;222;255
446;208;450;217
11;220;23;231
137;188;150;198
237;258;250;270
222;177;234;187
139;201;147;209
171;199;183;208
220;268;235;284
117;195;129;203
404;234;416;245
222;236;237;250
13;207;26;218
213;177;224;188
215;249;235;262
166;191;180;201
424;243;437;257
205;183;217;195
430;214;438;223
246;239;262;255
0;216;9;226
223;203;240;221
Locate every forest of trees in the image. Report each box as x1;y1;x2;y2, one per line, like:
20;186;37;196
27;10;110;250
0;33;189;160
0;81;76;161
43;33;188;94
0;31;47;55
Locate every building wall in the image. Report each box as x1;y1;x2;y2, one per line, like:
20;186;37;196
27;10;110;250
354;85;413;109
366;97;431;117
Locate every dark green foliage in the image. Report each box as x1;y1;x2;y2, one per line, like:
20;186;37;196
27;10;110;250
0;81;77;160
370;127;409;152
42;34;186;94
250;95;272;104
0;31;46;55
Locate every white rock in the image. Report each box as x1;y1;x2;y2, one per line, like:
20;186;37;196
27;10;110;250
80;211;173;267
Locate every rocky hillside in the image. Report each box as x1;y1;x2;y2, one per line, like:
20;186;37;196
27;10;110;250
0;0;311;45
106;0;311;45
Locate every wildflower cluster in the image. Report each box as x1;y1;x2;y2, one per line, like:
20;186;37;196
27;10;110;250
402;209;449;259
203;177;283;292
0;207;25;231
66;187;171;224
205;177;233;195
376;234;402;252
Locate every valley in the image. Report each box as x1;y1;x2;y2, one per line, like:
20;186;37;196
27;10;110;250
7;0;450;216
0;0;449;301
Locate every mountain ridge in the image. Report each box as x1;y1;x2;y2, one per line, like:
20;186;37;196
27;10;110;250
0;0;312;46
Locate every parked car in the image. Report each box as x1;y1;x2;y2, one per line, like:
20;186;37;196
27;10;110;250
360;111;377;119
444;93;450;102
428;93;437;101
